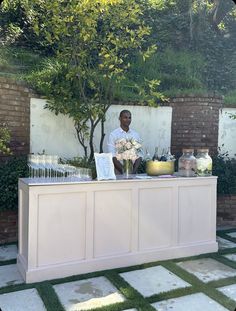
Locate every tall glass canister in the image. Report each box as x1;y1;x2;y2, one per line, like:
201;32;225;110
196;148;212;176
178;148;197;177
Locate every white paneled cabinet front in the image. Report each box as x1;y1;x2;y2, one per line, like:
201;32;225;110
138;187;173;251
17;177;218;283
37;192;87;266
94;189;132;258
178;185;215;245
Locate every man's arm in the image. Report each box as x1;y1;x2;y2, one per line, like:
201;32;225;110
132;130;142;174
132;157;142;174
112;157;123;174
108;132;123;174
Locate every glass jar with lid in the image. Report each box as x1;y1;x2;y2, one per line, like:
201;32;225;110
196;148;212;176
178;148;197;177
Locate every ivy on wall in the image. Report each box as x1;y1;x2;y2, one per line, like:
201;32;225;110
0;125;11;155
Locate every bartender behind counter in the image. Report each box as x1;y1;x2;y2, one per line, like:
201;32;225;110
107;110;142;174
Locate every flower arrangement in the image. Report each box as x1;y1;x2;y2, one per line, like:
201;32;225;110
115;138;142;161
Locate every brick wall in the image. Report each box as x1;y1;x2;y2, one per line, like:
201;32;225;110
0;210;18;244
0;77;31;244
170;95;223;158
217;195;236;226
0;77;32;162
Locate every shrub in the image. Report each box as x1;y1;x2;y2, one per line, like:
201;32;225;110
0;156;28;211
126;49;205;93
65;156;97;179
212;152;236;195
224;90;236;106
0;125;12;155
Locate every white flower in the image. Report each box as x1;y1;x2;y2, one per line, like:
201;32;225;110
116;154;122;161
126;142;132;149
115;138;142;161
116;138;126;146
133;141;142;149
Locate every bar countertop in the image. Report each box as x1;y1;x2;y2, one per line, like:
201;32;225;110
19;174;217;186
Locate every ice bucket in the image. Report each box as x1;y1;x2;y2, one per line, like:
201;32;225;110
146;160;175;176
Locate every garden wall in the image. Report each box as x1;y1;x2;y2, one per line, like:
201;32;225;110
218;107;236;158
0;210;18;244
30;98;172;158
0;81;235;160
0;77;31;162
170;95;223;158
217;195;236;226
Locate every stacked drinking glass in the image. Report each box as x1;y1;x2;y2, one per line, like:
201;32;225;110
27;154;92;181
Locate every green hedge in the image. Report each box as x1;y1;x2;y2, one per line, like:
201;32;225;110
212;153;236;195
0;156;28;211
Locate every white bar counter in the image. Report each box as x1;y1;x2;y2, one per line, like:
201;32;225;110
17;175;218;283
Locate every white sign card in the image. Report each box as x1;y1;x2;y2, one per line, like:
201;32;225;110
94;153;116;181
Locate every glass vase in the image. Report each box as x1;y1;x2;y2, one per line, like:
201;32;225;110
123;159;133;178
196;148;212;176
178;148;197;177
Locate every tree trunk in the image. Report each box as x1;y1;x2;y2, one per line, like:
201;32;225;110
100;117;106;153
75;122;88;158
99;104;110;153
88;118;95;163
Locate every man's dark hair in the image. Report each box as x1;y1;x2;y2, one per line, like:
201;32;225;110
119;110;131;118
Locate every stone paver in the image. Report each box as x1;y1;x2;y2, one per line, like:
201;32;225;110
223;254;236;262
227;232;236;239
177;258;236;283
0;288;46;311
119;265;190;297
53;276;125;311
218;283;236;302
152;292;228;311
0;264;23;288
217;237;236;249
0;244;17;261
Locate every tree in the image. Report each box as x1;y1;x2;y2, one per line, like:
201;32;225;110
0;0;54;53
27;0;164;161
141;0;236;94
